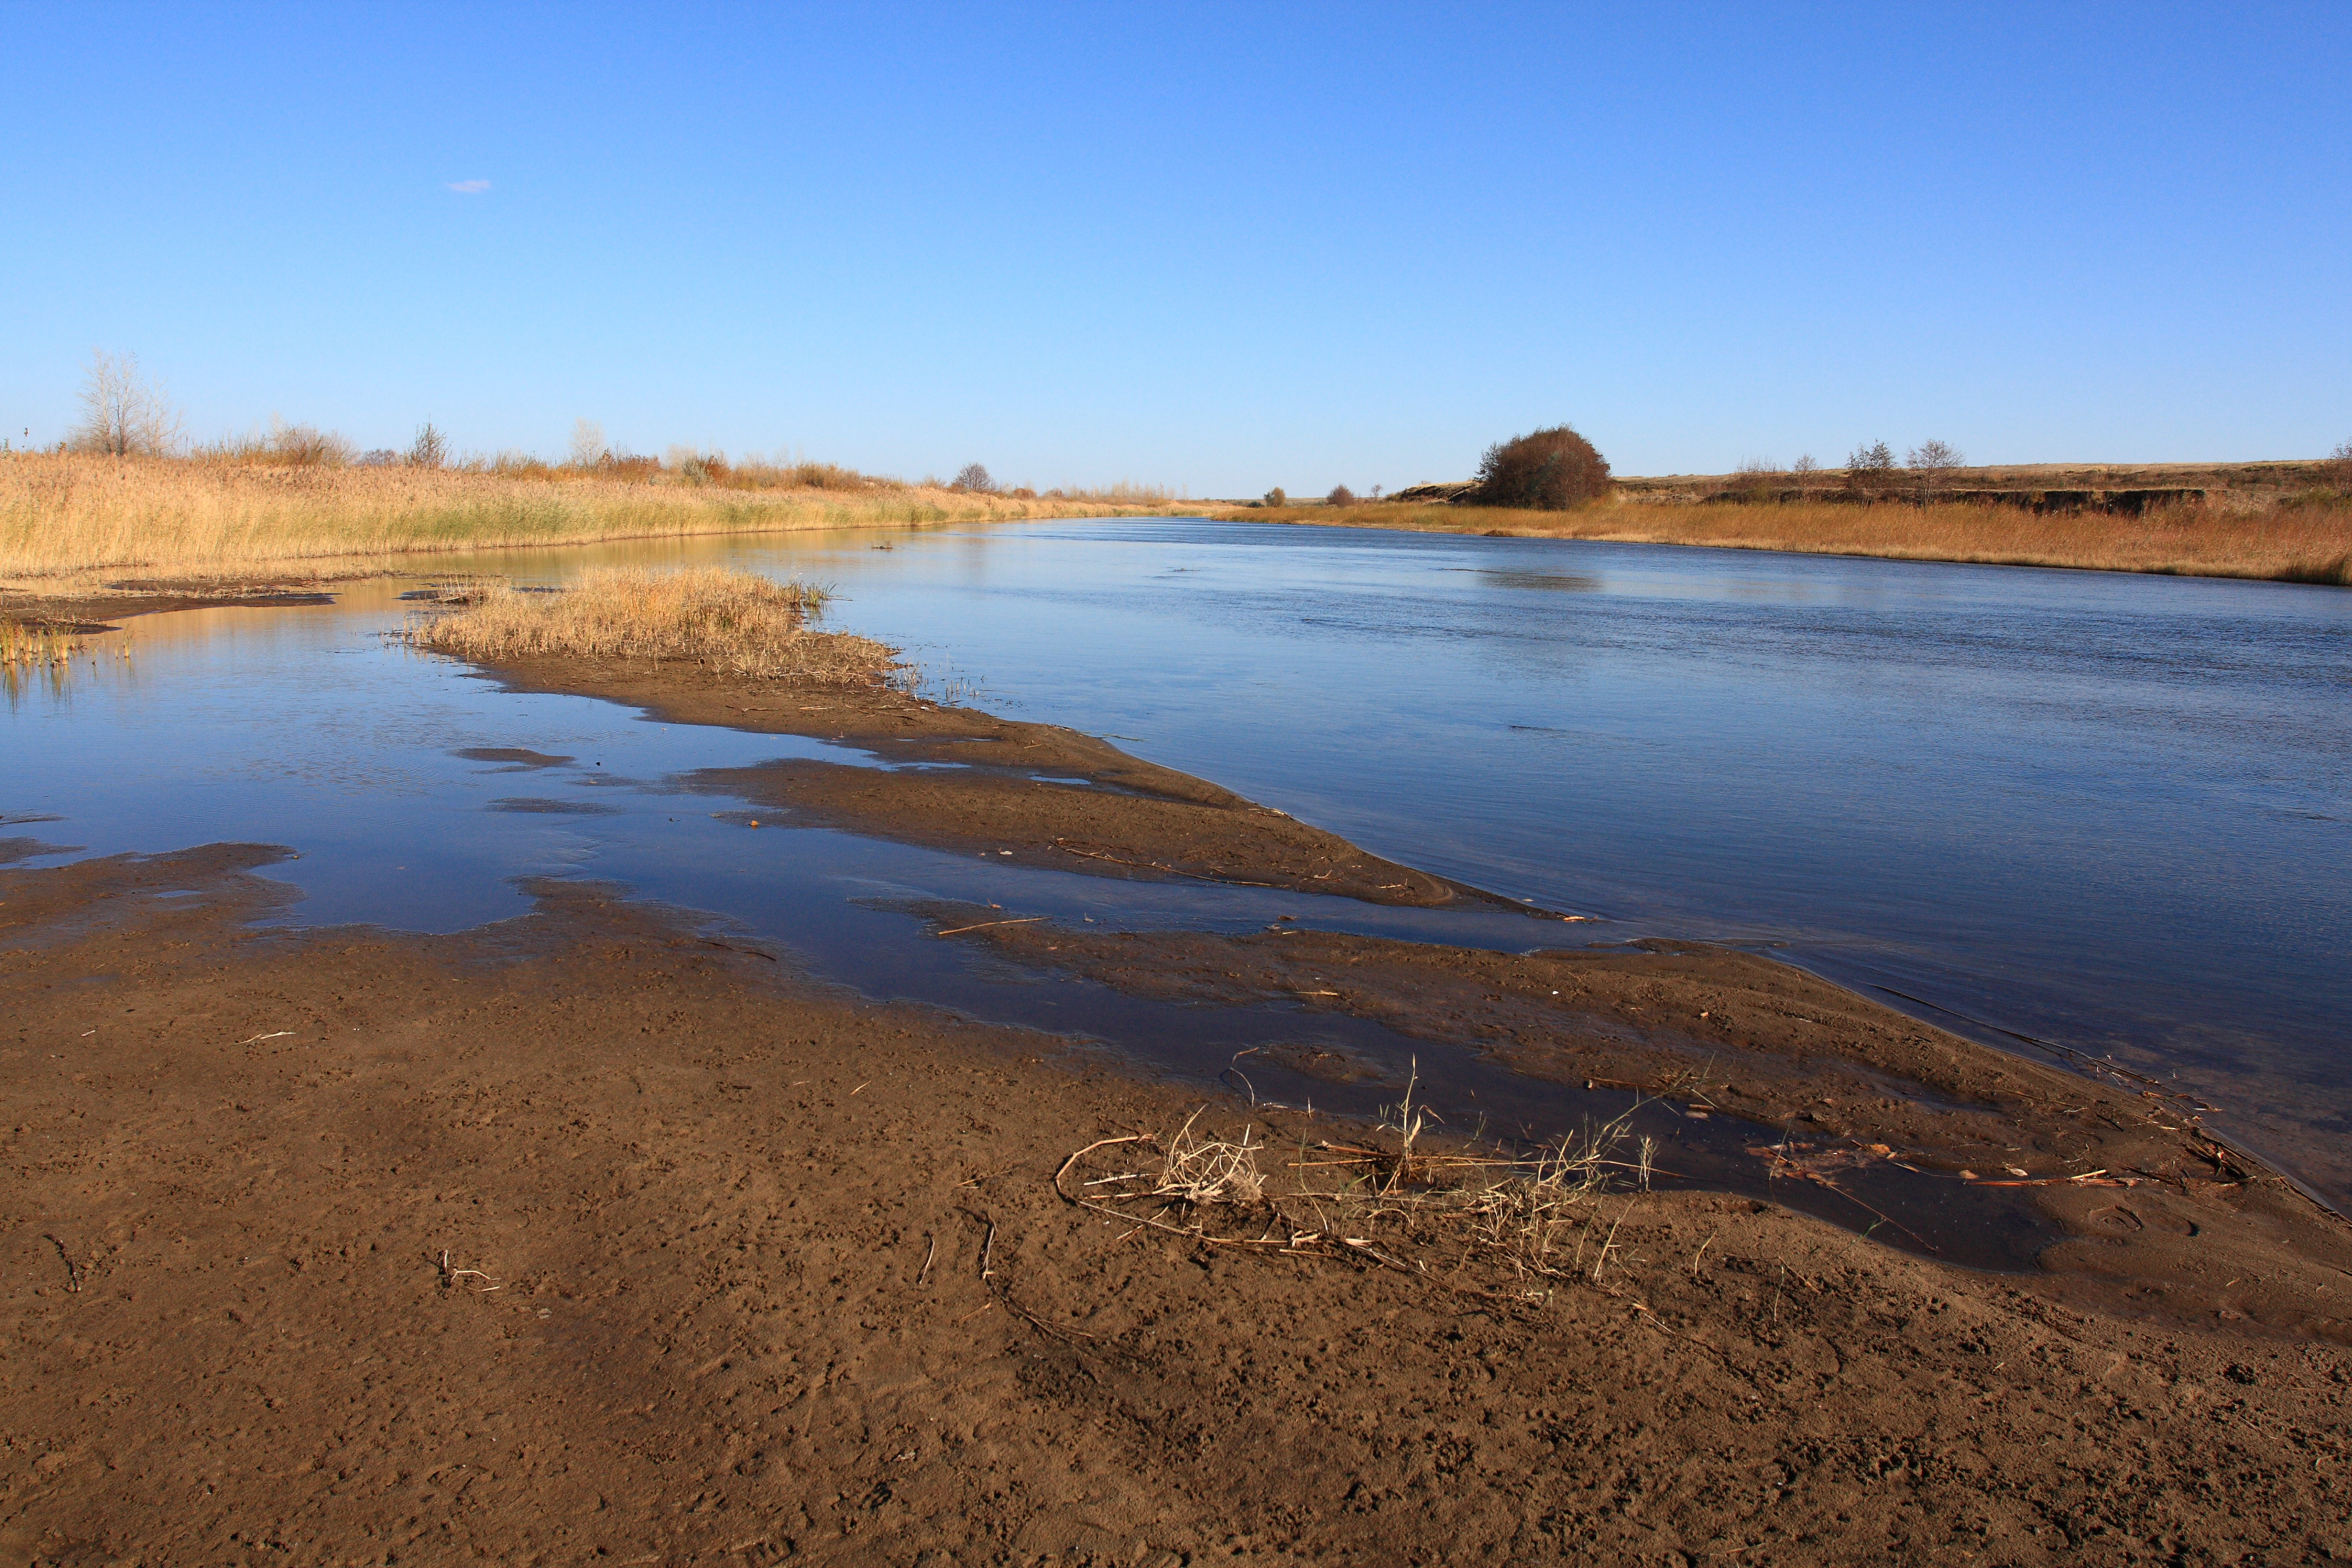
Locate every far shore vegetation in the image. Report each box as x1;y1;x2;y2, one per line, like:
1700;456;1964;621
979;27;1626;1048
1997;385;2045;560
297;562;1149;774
1235;432;2352;588
0;449;1182;596
411;565;900;687
1;356;1183;597
13;354;2348;595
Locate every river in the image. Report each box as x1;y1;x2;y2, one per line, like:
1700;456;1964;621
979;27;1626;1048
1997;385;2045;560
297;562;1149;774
7;517;2346;1210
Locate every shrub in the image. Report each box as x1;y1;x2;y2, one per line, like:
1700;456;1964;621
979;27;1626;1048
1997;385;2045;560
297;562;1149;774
407;422;449;470
1722;458;1778;505
203;418;355;467
1326;484;1355;507
1472;425;1611;509
1844;440;1897;498
1263;487;1287;508
2324;439;2352;492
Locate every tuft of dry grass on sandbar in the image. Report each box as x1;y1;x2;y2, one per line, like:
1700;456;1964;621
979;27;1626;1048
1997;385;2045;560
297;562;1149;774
1229;497;2352;586
0;453;1187;597
412;566;900;687
1058;1072;1660;1290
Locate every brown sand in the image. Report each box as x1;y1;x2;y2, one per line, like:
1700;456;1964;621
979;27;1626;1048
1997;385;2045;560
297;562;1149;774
941;917;2352;1332
7;825;2351;1563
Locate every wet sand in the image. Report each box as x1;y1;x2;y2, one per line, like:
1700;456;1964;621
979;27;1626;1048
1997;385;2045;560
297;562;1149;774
7;652;2352;1564
470;654;1529;911
6;840;2350;1564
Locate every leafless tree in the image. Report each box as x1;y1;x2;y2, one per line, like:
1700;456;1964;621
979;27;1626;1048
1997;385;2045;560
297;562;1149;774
569;418;608;470
407;422;449;469
1791;454;1819;475
69;350;183;456
952;462;997;494
1907;439;1964;499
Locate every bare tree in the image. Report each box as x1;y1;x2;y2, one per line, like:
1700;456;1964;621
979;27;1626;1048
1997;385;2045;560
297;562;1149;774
1845;440;1897;498
1906;439;1964;500
1791;454;1819;475
568;418;608;470
70;350;183;456
407;422;448;469
952;462;996;494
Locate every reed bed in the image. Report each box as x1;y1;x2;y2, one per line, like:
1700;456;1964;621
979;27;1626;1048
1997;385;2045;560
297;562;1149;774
411;566;899;686
0;453;1183;594
1235;497;2352;586
0;619;135;701
0;621;85;668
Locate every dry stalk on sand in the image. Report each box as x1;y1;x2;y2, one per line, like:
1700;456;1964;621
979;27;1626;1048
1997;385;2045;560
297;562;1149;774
408;565;902;686
1056;1099;1657;1292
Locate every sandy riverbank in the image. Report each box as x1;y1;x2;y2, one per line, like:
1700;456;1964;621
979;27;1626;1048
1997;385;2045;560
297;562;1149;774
8;629;2352;1562
6;836;2351;1564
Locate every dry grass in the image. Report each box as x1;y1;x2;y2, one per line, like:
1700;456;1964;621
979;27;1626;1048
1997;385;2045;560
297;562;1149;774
1228;497;2352;586
411;566;899;687
0;621;86;670
1;619;135;701
1058;1084;1657;1292
0;453;1188;596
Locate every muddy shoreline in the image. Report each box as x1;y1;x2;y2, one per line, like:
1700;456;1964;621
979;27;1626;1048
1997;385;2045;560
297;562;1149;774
447;650;2352;1315
8;641;2352;1560
7;840;2351;1562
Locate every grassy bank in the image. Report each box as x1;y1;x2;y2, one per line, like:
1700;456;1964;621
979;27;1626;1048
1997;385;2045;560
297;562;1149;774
411;565;899;685
1224;496;2352;586
0;453;1183;595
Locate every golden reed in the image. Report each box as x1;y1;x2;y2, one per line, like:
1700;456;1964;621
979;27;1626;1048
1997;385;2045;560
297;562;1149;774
410;567;899;687
1;454;1182;593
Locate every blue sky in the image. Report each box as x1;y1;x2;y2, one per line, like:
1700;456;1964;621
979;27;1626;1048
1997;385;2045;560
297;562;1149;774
4;3;2347;493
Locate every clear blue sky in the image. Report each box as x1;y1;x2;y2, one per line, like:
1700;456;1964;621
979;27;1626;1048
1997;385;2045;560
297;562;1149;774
5;3;2347;493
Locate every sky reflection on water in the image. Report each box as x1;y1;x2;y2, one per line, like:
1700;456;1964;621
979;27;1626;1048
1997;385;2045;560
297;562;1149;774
4;518;2346;1204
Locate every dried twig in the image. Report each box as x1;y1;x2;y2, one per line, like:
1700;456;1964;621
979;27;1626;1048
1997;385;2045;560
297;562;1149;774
935;916;1048;938
438;1249;502;1292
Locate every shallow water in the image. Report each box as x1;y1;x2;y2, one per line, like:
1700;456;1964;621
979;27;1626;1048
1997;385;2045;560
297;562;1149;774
6;517;2348;1219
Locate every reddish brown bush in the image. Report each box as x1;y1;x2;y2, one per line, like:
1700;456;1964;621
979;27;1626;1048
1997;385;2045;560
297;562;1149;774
1473;425;1610;510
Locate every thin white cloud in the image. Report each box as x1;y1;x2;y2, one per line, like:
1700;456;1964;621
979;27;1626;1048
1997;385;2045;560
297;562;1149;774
445;179;491;194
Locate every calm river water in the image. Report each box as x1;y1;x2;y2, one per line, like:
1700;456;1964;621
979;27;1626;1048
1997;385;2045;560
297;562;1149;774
7;518;2348;1210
